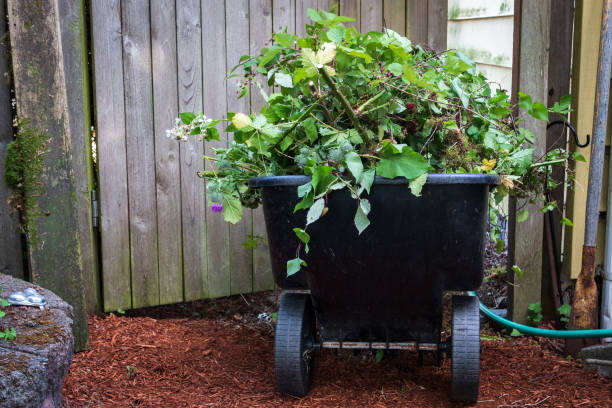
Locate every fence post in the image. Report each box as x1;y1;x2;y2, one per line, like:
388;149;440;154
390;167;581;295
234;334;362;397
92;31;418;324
0;0;24;280
7;0;92;350
508;0;551;324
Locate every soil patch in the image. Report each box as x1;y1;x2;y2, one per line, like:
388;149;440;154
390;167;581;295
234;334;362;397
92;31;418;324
63;292;610;408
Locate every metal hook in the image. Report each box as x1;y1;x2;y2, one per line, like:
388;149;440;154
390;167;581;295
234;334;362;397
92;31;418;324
546;120;590;148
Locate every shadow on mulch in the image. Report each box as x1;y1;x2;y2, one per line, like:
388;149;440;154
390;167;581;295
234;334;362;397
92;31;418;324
63;292;611;408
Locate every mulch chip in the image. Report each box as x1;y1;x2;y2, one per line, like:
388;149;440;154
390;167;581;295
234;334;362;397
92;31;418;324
63;293;611;407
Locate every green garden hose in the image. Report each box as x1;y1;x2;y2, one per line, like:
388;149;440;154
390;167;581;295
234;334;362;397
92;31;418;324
468;291;612;339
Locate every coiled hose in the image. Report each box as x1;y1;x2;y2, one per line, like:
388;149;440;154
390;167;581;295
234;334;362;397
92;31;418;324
468;291;612;339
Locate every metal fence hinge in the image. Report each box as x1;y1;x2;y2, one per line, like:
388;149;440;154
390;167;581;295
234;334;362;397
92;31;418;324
91;189;99;228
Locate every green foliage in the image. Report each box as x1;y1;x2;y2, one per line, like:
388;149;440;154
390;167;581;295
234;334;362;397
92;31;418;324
527;301;543;326
374;349;384;362
510;328;524;337
170;9;575;276
126;365;138;379
3;119;50;243
558;303;571;328
0;285;16;342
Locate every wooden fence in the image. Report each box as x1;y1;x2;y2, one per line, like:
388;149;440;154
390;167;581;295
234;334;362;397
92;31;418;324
90;0;447;312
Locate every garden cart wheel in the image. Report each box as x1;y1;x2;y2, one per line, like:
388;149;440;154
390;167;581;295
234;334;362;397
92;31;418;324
450;295;480;402
274;292;316;397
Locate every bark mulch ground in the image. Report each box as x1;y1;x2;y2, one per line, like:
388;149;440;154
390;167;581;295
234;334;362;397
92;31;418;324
63;292;611;408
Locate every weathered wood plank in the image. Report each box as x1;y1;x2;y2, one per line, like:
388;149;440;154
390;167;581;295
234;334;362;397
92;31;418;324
273;0;296;33
91;0;131;311
178;0;207;301
542;0;573;317
151;0;183;305
510;0;550;324
122;0;159;308
297;0;318;37
202;0;230;299
0;0;24;280
57;0;99;312
340;0;360;30
8;0;89;349
407;0;428;45
361;0;383;32
427;0;447;51
384;0;406;34
251;0;274;293
226;0;253;295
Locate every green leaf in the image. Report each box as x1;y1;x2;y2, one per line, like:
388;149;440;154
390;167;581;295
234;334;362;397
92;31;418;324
387;62;403;76
375;349;384;363
408;173;427;197
402;64;417;83
558;303;571;316
293;67;318;83
287;257;306;277
510;328;524;337
344;152;363;181
204;127;220;142
242;239;258;249
311;165;335;194
444;51;475;74
307;8;323;22
302;117;318;143
517;209;529;222
222;195;243;224
376;150;429;180
518;92;533;111
496;239;505;253
275;72;293;88
273;31;296;47
529;102;549;121
327;27;345;44
297;182;312;198
359;168;375;194
259;47;281;66
572;152;586;162
280;135;293;151
293;228;310;244
354;201;370;234
561;217;574;227
306;198;325;225
180;112;196;125
294;190;314;213
512;265;523;279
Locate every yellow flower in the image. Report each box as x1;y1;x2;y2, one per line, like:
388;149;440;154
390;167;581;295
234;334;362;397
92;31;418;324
480;158;496;171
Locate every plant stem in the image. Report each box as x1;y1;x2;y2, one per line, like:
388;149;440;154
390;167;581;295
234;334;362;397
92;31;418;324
356;90;386;114
530;159;566;169
318;65;369;143
270;100;322;150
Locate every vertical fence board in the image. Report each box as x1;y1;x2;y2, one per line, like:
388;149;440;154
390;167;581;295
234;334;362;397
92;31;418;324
427;0;447;50
384;0;406;34
91;0;131;311
151;0;183;305
57;0;99;312
407;0;428;45
273;0;296;33
178;0;208;301
250;0;274;292
203;0;231;299
296;0;318;37
226;0;253;295
0;0;24;279
361;0;383;32
122;0;159;308
340;0;360;30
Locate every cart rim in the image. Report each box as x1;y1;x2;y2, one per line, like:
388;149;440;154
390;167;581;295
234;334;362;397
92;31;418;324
250;174;500;187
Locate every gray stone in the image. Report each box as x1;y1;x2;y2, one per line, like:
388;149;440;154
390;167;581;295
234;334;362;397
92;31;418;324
581;343;612;378
0;273;74;408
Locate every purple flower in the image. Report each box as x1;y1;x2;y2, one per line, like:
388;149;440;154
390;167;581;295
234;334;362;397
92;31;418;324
211;203;223;212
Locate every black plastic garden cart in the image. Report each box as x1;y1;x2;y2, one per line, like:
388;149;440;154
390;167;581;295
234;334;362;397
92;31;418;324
251;174;499;402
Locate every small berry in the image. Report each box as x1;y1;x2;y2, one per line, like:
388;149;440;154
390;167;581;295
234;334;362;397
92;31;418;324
208;191;223;204
300;147;310;155
341;143;353;153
